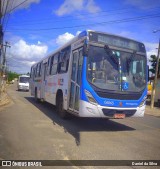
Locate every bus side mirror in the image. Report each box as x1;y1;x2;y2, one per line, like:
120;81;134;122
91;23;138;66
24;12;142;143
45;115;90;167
83;42;89;56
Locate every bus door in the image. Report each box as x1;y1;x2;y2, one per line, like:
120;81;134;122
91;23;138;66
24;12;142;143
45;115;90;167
69;48;83;113
41;62;47;100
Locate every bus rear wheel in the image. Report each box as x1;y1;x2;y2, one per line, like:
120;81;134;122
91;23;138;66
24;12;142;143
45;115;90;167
57;94;67;119
34;88;40;103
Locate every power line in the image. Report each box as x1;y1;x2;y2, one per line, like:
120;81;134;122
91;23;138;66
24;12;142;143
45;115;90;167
1;0;10;26
7;6;160;25
8;10;133;26
2;4;160;34
6;13;160;32
3;0;15;32
9;7;133;24
1;0;29;33
1;0;6;15
6;0;29;14
7;8;160;27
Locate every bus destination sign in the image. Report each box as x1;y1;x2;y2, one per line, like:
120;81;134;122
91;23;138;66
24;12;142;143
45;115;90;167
89;32;145;53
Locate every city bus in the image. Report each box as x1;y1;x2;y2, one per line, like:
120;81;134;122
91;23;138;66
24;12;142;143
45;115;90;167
30;30;147;119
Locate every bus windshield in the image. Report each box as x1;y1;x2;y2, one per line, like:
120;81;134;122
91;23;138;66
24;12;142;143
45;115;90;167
87;45;146;92
19;77;29;83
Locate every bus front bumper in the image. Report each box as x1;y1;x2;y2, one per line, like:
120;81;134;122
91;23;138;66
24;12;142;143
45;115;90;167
79;100;145;118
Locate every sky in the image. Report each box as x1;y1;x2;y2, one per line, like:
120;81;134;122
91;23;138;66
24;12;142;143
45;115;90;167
1;0;160;74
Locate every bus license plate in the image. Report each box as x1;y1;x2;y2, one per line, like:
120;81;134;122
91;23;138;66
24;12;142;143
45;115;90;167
114;114;125;119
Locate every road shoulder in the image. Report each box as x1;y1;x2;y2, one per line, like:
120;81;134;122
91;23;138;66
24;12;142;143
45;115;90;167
145;105;160;117
0;92;12;110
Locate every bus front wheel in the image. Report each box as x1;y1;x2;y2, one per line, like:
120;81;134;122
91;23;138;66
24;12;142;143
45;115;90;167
57;94;67;119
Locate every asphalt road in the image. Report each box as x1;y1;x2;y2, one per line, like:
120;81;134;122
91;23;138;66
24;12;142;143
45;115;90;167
0;83;160;168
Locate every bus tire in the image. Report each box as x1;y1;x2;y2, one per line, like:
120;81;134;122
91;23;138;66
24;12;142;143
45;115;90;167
57;93;67;119
34;88;40;103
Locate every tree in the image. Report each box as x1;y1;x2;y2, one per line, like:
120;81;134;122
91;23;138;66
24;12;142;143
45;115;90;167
149;55;160;75
27;72;30;76
7;71;19;82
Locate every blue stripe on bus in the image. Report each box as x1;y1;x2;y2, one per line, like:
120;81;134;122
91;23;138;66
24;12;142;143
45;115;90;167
78;30;88;38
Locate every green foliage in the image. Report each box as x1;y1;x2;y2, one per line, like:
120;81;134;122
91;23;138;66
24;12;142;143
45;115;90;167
149;55;160;74
7;71;19;82
27;72;30;76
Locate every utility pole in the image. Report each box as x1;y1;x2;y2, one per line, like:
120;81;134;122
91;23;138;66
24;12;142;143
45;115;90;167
0;0;3;67
150;33;160;108
2;41;11;70
0;0;4;100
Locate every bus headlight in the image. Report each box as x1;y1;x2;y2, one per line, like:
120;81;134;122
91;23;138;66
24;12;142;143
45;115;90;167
85;90;98;105
139;96;147;107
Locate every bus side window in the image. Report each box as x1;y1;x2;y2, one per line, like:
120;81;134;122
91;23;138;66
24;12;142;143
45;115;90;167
36;63;41;77
58;46;71;73
39;62;42;77
35;65;38;77
31;67;34;79
47;57;51;75
50;55;54;75
50;53;58;75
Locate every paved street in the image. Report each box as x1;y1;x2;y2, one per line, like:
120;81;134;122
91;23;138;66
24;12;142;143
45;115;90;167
0;84;160;168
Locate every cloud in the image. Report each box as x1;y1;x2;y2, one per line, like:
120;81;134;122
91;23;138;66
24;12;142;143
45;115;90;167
76;31;82;36
55;31;82;46
85;0;100;13
145;42;158;59
124;0;159;10
37;41;41;45
7;39;48;73
55;0;100;16
4;32;22;44
118;31;133;37
1;0;40;15
9;39;48;60
55;32;75;46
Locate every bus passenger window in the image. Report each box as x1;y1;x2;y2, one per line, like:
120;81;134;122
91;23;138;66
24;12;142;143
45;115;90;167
47;57;51;75
58;46;70;73
51;54;58;75
39;62;42;77
50;56;54;75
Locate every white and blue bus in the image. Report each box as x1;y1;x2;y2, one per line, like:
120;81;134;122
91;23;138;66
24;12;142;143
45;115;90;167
30;30;147;119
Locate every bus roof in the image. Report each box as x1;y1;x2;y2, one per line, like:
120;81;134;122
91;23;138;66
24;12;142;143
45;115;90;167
31;31;87;67
19;75;30;77
31;30;145;67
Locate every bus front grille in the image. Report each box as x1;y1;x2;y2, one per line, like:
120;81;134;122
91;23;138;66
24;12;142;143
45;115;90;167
102;109;136;117
96;91;141;100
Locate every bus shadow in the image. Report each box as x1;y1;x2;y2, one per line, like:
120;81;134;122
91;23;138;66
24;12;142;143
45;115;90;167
25;97;135;146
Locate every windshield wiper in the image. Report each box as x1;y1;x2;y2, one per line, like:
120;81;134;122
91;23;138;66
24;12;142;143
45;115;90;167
126;50;137;72
104;45;118;66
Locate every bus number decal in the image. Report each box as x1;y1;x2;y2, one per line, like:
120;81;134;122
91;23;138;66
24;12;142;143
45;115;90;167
58;78;64;86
